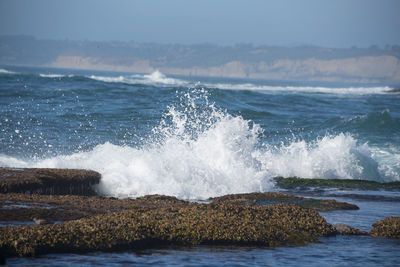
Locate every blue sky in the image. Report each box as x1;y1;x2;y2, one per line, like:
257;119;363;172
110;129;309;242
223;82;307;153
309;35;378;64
0;0;399;48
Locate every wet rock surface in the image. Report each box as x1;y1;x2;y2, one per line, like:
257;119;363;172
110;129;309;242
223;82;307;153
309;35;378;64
333;223;368;235
0;168;101;195
322;193;400;202
1;168;395;260
210;192;359;211
0;192;359;224
274;177;400;191
0;193;188;222
386;89;400;93
0;202;336;257
370;217;400;239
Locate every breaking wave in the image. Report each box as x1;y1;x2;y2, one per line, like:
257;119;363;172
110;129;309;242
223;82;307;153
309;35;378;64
0;89;394;199
88;70;188;87
203;82;392;95
39;73;73;78
0;68;18;75
87;70;393;95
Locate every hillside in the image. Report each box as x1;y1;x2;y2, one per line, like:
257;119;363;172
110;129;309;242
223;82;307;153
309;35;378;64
1;35;400;84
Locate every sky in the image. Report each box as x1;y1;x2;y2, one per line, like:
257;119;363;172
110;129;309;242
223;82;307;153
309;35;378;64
0;0;399;48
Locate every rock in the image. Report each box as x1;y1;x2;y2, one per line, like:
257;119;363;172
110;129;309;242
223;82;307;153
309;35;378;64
370;216;400;238
386;89;400;93
273;177;400;191
0;193;190;223
210;192;359;211
333;223;367;235
32;217;52;225
0;202;336;258
0;168;101;195
323;193;400;202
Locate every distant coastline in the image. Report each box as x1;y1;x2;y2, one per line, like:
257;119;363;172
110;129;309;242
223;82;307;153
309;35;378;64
1;35;400;84
48;54;400;84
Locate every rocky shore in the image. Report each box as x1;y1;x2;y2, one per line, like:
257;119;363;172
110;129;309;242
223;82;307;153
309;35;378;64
210;192;359;211
370;217;400;239
0;168;399;261
0;200;336;257
0;168;100;195
273;177;400;191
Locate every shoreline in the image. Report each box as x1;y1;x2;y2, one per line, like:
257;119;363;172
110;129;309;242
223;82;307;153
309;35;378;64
0;168;399;261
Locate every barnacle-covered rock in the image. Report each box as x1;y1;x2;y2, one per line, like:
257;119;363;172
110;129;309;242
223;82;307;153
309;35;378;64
0;193;189;223
0;168;100;195
370;217;400;238
273;177;400;191
210;192;359;211
0;202;336;258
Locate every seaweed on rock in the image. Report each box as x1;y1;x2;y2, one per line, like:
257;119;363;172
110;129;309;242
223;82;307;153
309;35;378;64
0;202;336;257
210;192;359;211
0;168;101;196
370;217;400;239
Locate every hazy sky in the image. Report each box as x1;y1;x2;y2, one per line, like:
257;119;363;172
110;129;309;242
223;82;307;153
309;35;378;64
1;0;399;48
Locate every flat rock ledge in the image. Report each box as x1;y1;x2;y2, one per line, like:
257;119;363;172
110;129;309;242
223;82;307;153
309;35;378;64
370;216;400;239
0;193;188;222
274;177;400;191
211;192;359;211
0;201;336;258
0;168;100;195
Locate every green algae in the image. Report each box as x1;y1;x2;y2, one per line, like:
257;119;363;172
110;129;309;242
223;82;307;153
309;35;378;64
274;177;400;191
211;192;359;212
0;168;101;195
0;201;336;258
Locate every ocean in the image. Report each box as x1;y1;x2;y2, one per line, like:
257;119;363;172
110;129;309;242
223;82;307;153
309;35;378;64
1;66;400;266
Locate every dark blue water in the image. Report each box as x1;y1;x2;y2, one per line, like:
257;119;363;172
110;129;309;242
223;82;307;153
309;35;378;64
1;66;400;265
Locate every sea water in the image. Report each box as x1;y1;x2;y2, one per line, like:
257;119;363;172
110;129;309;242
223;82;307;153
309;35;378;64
1;66;399;265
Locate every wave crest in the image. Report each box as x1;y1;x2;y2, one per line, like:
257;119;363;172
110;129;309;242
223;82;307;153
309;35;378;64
39;73;73;78
0;68;17;75
88;70;188;87
0;89;391;199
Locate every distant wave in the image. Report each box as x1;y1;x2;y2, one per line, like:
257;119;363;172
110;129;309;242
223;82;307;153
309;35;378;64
39;73;73;78
86;70;393;95
88;70;189;87
203;82;393;95
0;68;18;75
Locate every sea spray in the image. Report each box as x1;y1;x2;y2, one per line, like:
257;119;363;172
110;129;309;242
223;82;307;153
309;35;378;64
259;133;382;181
0;88;389;199
94;88;272;198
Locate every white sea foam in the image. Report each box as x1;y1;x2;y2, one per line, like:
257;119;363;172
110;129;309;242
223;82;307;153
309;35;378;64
88;75;125;83
0;68;17;74
0;90;392;199
39;73;72;78
258;134;383;181
87;70;392;94
88;70;188;87
371;145;400;181
142;70;186;85
203;82;392;95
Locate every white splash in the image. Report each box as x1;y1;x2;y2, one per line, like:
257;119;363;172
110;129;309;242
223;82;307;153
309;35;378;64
0;90;391;199
258;133;382;181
